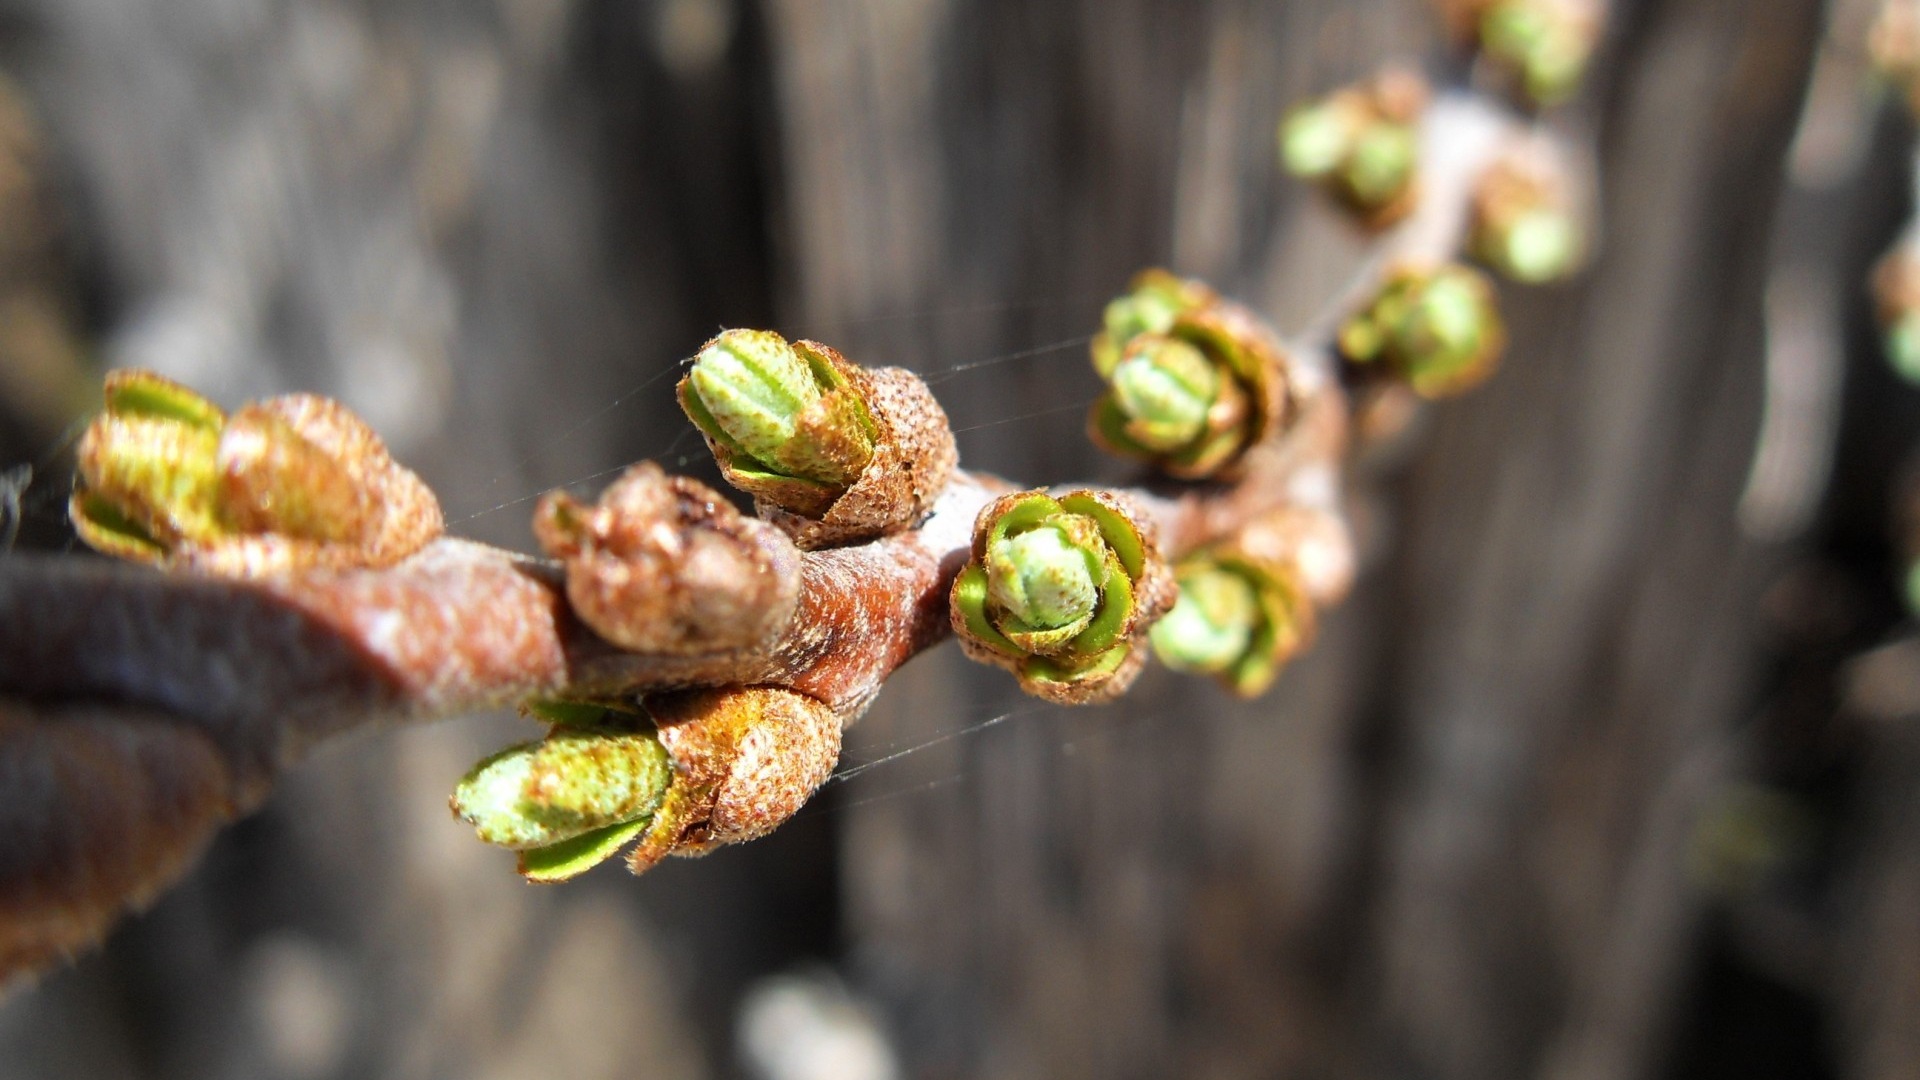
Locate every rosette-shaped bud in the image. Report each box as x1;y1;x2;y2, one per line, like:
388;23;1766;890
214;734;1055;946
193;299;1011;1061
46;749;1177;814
1872;241;1920;386
950;489;1176;704
1338;263;1506;398
679;329;956;548
1087;271;1291;479
70;369;442;575
1469;143;1585;284
1150;550;1314;698
534;463;800;655
1279;70;1428;229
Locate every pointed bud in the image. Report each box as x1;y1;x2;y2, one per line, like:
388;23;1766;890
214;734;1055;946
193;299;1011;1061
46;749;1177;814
951;489;1176;704
452;727;672;851
683;329;875;489
679;331;954;547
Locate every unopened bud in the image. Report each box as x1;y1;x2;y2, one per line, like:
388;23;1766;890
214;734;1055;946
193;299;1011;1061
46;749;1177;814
1109;336;1220;451
988;521;1102;637
71;369;443;573
1150;565;1260;674
1479;0;1598;107
684;329;874;488
1149;551;1314;697
1339;264;1505;398
952;489;1176;704
452;728;671;850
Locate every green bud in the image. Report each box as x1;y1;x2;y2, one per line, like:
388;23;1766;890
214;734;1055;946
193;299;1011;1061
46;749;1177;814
1906;559;1920;619
1344;123;1417;206
684;329;874;487
1888;315;1920;385
1341;265;1503;398
1100;281;1189;359
1109;336;1220;451
1492;208;1578;284
1403;272;1488;364
1150;565;1260;674
952;489;1174;701
1279;105;1352;178
988;521;1102;632
1482;1;1590;105
452;728;672;850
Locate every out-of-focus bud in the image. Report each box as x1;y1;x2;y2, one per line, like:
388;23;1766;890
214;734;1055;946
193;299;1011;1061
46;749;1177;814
1279;69;1428;228
1338;263;1506;399
1150;549;1314;698
1088;270;1292;479
951;489;1176;704
1478;0;1600;107
1872;241;1920;386
71;369;443;575
1469;141;1587;284
1871;0;1920;117
679;330;956;548
1439;0;1600;108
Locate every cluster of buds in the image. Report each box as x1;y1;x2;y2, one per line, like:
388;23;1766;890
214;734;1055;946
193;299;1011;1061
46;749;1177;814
1872;241;1920;387
70;369;442;575
1338;263;1507;398
1086;270;1292;479
1279;69;1429;228
950;489;1176;704
678;329;956;548
1468;141;1586;284
1436;0;1601;108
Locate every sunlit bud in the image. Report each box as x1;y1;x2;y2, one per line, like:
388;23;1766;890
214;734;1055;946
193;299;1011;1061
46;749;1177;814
988;520;1103;635
1150;565;1260;674
1108;336;1220;452
452;728;672;851
683;329;875;488
952;489;1176;704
